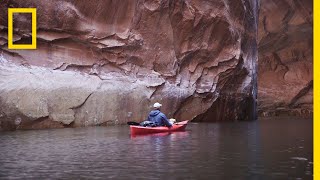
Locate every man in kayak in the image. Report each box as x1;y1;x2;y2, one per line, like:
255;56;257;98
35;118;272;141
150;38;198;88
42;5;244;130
142;102;172;127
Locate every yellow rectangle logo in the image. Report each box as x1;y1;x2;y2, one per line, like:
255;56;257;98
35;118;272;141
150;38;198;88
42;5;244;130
8;8;37;49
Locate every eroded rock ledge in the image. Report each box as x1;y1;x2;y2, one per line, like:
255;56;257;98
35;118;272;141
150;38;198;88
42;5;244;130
0;0;259;130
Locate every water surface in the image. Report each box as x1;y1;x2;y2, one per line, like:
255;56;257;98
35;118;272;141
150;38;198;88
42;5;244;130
0;116;313;179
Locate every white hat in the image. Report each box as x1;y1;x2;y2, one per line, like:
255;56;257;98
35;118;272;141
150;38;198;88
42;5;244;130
153;102;162;108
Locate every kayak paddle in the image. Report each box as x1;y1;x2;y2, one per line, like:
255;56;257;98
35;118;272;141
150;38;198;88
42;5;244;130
127;121;140;126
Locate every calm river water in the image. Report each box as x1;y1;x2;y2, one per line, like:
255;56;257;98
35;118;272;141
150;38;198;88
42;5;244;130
0;116;313;179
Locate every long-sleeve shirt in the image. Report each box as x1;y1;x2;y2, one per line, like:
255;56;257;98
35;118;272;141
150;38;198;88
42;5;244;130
147;110;172;127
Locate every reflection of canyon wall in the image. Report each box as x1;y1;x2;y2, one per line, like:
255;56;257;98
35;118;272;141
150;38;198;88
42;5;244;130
258;0;313;117
0;0;259;130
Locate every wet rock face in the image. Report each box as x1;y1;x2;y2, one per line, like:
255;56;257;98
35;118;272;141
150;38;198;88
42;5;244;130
258;0;313;117
0;0;259;130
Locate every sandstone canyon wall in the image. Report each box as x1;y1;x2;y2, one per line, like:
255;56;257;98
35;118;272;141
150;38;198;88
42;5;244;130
0;0;259;130
258;0;313;117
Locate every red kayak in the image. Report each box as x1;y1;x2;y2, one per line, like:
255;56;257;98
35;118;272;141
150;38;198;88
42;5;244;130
130;120;188;135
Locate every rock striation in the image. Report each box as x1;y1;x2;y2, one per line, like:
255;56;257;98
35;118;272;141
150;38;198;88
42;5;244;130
0;0;259;130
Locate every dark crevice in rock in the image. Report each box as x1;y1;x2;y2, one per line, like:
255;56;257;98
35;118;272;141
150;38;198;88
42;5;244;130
289;80;313;108
193;94;255;122
63;121;75;128
21;115;50;127
15;115;65;130
262;16;269;34
193;57;254;122
70;92;95;110
172;94;196;118
62;64;95;72
68;91;98;126
53;63;68;71
148;82;166;99
70;82;103;126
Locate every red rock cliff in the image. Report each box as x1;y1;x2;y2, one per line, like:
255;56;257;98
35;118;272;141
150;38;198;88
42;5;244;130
258;0;313;117
0;0;259;130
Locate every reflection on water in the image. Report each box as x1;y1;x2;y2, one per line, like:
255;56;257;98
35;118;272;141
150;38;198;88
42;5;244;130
0;116;312;179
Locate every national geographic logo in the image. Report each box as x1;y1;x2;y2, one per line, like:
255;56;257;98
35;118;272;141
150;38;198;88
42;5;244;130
8;8;37;50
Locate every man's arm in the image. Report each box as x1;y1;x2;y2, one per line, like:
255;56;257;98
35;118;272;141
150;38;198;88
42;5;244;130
160;113;172;127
